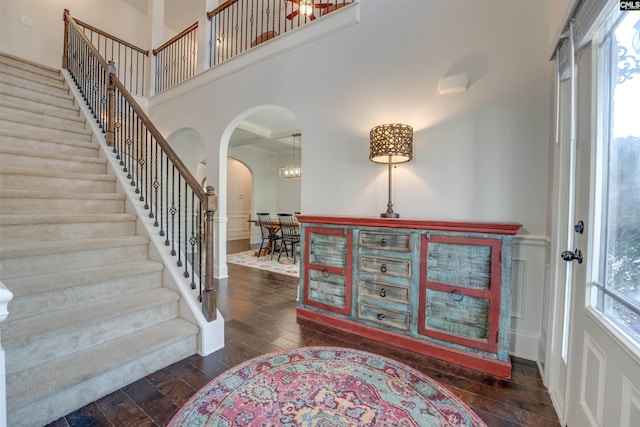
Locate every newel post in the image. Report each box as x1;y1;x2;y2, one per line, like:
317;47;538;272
106;60;116;147
62;9;70;69
202;186;218;321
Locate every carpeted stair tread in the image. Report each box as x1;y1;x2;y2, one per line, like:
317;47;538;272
0;81;76;107
2;288;179;350
0;212;135;226
0;146;105;165
0;213;137;242
0;72;70;99
0;165;114;181
0;235;149;258
0;62;67;91
4;260;162;296
0;114;93;137
5;318;198;413
0;189;125;214
0;88;79;114
0;189;123;202
0;52;64;81
3;261;163;320
0;129;97;153
0;102;85;126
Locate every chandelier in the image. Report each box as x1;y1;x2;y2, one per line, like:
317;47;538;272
279;133;302;179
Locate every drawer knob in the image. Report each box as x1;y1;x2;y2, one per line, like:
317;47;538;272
380;263;387;273
377;313;386;321
379;288;386;297
322;268;330;278
380;238;387;247
450;289;464;302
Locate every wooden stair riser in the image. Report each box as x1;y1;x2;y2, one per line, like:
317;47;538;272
4;266;163;324
0;171;116;193
4;292;180;374
0;241;150;280
0;217;137;243
0;192;124;214
6;321;198;427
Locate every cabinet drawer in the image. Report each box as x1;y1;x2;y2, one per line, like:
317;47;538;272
308;231;348;269
426;241;493;290
360;231;411;252
306;268;348;311
359;280;409;304
358;303;409;331
359;255;411;278
423;289;490;341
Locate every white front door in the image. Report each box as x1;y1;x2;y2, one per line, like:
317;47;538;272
547;76;575;419
562;11;640;427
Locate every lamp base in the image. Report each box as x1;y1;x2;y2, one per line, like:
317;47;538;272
380;212;399;218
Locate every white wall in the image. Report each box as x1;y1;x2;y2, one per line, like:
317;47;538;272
0;0;152;68
226;158;252;241
150;0;551;236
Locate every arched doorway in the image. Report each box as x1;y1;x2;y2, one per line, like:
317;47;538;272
221;105;301;264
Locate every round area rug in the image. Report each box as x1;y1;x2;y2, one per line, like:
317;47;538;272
169;346;486;427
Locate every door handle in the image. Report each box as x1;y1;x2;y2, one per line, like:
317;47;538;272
561;248;583;264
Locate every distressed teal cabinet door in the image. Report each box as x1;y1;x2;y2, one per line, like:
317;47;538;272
418;234;502;353
302;226;353;315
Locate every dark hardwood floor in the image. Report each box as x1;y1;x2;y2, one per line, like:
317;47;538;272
46;263;560;427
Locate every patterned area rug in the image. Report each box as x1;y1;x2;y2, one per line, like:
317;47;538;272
226;250;299;277
169;346;486;427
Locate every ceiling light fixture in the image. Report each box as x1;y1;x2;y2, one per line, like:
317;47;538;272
279;133;302;179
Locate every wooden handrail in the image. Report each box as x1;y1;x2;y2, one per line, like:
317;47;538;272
73;16;149;56
110;76;206;202
63;10;111;70
153;22;199;56
207;0;240;20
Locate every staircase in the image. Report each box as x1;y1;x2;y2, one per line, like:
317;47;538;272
0;52;199;426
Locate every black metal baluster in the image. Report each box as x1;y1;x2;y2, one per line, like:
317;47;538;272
170;166;176;254
114;88;121;157
176;176;183;267
136;116;143;192
185;187;192;279
150;134;157;221
141;126;149;208
188;192;196;287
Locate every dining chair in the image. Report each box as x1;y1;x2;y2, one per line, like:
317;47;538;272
277;213;301;263
256;213;283;260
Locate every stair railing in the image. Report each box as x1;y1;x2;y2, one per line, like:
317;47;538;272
62;9;218;321
0;281;13;427
153;22;198;93
63;12;149;97
207;0;352;67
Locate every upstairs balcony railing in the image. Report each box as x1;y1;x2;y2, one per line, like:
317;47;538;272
207;0;352;67
153;22;198;93
68;15;149;97
62;9;218;321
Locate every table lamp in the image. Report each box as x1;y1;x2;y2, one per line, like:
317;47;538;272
369;123;413;218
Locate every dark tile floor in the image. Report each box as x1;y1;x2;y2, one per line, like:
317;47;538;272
46;263;560;426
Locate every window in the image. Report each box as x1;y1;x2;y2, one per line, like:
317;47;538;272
593;11;640;346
